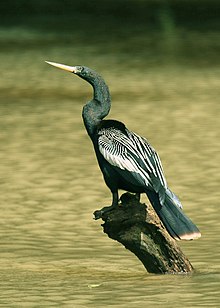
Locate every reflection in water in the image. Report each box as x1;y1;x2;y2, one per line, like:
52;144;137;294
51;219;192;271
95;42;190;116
0;26;220;306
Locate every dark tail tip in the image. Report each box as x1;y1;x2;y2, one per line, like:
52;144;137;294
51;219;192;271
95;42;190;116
146;190;201;241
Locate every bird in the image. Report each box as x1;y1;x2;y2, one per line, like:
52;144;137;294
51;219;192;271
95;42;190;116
45;61;201;241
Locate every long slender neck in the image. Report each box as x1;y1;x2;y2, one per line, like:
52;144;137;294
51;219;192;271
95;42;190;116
81;70;111;137
92;74;111;108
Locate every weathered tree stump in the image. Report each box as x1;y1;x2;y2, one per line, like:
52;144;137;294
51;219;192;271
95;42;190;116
94;192;194;274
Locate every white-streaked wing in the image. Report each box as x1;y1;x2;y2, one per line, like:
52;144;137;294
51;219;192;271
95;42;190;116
98;127;167;189
127;130;167;188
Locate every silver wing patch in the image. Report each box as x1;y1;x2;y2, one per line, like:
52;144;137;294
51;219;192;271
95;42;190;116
98;127;167;190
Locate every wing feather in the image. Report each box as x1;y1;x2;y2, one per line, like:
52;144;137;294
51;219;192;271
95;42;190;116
98;127;167;190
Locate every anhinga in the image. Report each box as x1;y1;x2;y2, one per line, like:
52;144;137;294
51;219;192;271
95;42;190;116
46;61;201;241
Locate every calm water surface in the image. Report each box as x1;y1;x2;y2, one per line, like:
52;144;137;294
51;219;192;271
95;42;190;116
0;28;220;307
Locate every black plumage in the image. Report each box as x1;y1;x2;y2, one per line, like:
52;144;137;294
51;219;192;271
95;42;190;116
46;61;201;241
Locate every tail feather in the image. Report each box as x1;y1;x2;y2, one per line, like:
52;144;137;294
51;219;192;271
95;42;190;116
146;190;201;240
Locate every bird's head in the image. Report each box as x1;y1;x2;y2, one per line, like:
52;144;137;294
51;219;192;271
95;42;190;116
45;61;97;83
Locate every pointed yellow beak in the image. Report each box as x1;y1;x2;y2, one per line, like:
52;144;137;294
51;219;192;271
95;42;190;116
45;61;78;73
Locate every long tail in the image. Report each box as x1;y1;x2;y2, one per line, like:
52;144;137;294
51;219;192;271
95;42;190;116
146;188;201;240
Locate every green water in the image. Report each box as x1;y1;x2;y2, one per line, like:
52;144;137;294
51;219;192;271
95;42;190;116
0;23;220;307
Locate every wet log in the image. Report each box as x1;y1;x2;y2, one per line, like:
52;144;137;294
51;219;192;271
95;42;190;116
94;192;194;274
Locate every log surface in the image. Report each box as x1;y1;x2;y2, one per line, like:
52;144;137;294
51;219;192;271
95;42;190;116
94;192;194;274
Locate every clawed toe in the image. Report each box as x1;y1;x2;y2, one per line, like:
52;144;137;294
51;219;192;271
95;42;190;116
93;205;116;220
93;209;103;220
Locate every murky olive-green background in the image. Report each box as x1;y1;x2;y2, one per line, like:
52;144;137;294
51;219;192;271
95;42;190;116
0;1;220;307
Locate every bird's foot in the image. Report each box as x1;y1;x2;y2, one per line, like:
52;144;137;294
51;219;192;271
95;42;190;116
119;192;141;205
93;205;117;220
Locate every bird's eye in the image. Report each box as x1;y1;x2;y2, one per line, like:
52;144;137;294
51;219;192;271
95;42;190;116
74;66;84;74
